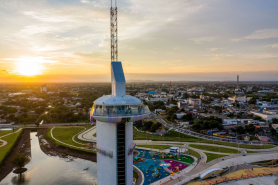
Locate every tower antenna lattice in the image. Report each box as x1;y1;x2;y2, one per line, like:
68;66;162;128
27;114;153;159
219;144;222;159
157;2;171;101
111;0;118;62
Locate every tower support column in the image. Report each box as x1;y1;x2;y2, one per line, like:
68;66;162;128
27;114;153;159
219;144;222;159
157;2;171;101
96;121;133;185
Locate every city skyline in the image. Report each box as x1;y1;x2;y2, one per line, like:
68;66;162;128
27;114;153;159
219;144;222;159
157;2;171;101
1;0;278;82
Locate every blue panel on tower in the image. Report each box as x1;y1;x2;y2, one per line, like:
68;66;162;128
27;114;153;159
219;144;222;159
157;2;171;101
111;62;125;82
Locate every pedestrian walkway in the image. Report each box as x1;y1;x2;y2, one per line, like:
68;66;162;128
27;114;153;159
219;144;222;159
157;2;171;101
187;167;278;185
77;126;96;142
0;128;22;148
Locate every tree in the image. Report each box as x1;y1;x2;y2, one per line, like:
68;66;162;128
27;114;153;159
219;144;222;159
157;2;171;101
181;113;193;121
272;118;278;123
182;94;189;99
236;126;245;134
249;97;257;104
59;92;69;98
253;116;264;121
144;121;153;130
11;153;30;169
245;124;255;133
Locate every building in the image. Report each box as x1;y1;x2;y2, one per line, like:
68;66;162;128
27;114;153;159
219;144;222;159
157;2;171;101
91;62;150;185
90;2;150;184
272;124;278;133
233;95;246;103
189;98;202;106
40;84;47;92
223;119;238;126
250;111;278;121
256;134;269;142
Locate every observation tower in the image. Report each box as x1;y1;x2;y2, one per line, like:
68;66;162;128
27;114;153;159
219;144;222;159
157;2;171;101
90;1;151;184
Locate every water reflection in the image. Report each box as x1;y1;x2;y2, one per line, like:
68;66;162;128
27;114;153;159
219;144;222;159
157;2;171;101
0;132;97;185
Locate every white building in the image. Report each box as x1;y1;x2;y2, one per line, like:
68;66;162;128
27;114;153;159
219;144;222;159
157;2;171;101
40;84;47;92
223;119;238;126
250;111;278;121
233;96;246;103
189;98;202;106
91;61;150;185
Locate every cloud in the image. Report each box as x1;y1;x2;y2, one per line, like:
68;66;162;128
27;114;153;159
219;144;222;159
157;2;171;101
265;43;278;48
233;29;278;41
80;0;90;3
189;37;214;44
208;48;224;51
244;29;278;40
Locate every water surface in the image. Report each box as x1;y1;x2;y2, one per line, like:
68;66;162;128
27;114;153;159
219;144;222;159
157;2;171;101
0;132;97;185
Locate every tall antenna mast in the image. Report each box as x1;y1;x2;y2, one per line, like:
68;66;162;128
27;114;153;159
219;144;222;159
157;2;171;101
111;0;118;62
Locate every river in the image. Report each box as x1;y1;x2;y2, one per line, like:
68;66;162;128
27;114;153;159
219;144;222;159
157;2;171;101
0;132;97;185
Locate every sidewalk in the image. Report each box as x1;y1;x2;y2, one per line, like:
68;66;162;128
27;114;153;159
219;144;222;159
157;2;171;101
0;128;22;148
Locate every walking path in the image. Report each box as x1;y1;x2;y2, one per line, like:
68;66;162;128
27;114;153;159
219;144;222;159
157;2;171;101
161;152;278;185
50;127;93;151
0;128;22;148
77;126;96;142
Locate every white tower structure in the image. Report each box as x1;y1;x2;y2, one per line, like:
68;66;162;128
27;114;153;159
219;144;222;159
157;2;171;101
90;1;151;184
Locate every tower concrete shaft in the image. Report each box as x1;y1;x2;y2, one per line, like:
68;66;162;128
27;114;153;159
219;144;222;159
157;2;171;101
237;75;239;89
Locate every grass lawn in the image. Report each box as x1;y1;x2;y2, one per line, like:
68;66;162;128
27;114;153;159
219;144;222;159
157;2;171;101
46;127;95;154
133;127;200;142
0;129;23;165
246;150;267;153
133;171;139;182
204;152;228;163
189;144;240;154
137;144;171;150
93;133;96;137
0;128;19;137
188;149;201;162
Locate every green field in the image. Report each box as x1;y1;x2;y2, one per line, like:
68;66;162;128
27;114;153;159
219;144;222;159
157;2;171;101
133;127;200;142
137;144;171;150
0;128;19;137
188;149;201;163
0;129;23;165
246;150;267;153
46;127;95;154
189;144;240;154
204;152;228;163
133;126;275;149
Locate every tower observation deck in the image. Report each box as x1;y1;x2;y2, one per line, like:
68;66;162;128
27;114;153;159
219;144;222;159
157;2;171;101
90;1;151;184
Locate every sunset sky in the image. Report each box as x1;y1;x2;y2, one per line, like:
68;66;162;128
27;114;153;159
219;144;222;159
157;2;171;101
1;0;278;82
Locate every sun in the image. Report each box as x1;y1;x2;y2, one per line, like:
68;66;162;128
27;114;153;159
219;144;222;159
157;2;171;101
17;61;43;76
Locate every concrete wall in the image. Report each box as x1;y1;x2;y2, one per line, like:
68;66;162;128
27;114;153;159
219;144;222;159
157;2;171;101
97;121;117;185
97;121;134;185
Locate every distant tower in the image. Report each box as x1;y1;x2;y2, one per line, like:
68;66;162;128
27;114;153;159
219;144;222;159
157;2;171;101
91;1;150;185
40;84;47;92
169;80;171;105
237;75;239;90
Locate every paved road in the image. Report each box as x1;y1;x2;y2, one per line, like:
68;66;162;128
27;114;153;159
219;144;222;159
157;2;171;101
162;152;278;185
156;116;275;145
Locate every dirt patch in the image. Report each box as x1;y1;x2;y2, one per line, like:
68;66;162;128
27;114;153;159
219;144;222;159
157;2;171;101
37;128;96;163
0;129;31;181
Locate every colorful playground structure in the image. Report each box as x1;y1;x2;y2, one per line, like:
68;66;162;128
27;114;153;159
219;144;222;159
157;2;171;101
133;149;194;185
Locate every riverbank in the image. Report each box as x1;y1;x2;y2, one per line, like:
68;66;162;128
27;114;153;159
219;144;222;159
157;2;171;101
0;129;31;181
38;128;97;163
